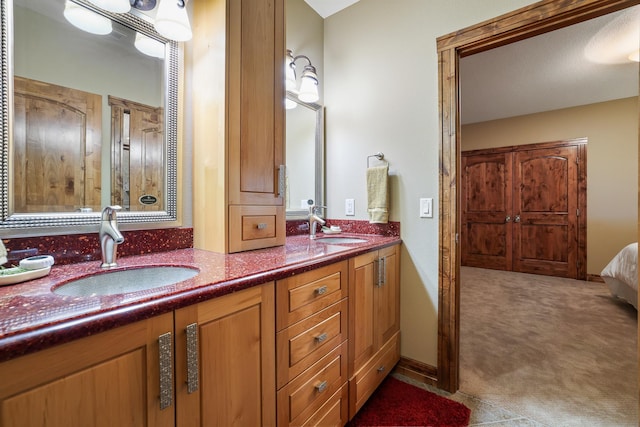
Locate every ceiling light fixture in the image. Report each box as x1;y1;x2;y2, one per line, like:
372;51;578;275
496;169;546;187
154;0;193;42
64;1;113;35
286;49;320;104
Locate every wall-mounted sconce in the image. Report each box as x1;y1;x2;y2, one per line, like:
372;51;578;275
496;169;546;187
286;49;320;104
78;0;192;42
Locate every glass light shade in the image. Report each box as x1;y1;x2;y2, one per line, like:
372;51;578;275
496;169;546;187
286;63;296;91
135;32;165;59
154;0;193;42
298;69;319;103
285;98;297;109
629;50;639;62
64;1;112;35
87;0;131;13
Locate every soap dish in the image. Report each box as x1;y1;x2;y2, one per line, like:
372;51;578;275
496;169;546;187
0;266;51;286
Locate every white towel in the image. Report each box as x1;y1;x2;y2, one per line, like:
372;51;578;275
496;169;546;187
367;165;389;224
0;239;7;265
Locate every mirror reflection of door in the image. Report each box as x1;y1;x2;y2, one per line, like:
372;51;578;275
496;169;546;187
286;101;316;211
109;96;164;212
13;76;102;213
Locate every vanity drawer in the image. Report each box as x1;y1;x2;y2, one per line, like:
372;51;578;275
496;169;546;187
277;299;348;388
276;261;348;331
349;331;400;418
277;341;348;427
229;205;285;252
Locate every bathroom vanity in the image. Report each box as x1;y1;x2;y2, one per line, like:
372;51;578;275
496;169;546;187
0;234;400;426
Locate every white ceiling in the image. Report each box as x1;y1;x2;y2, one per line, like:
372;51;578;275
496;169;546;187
304;0;360;18
460;6;640;124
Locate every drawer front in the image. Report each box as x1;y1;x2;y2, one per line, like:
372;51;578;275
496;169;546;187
277;261;348;331
277;299;348;388
302;384;348;427
229;205;285;252
349;332;400;419
277;341;348;427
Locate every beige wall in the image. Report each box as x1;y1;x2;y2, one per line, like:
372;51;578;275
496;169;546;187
323;0;538;368
462;97;638;275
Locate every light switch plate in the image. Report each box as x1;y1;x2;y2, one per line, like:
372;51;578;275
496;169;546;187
345;198;355;216
420;198;433;218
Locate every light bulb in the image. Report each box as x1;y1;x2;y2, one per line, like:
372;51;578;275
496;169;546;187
64;1;112;35
629;50;639;62
87;0;131;13
154;0;193;42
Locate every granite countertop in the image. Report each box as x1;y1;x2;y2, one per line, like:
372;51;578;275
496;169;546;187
0;233;400;362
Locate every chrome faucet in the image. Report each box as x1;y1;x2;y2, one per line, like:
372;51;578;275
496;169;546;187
308;202;326;240
100;205;124;268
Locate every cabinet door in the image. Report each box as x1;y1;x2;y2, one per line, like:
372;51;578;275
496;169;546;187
376;245;400;347
0;313;174;427
227;0;285;206
175;283;276;427
348;251;377;375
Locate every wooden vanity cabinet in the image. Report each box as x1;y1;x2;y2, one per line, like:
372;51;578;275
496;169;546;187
348;244;401;419
192;0;286;254
276;261;350;427
0;283;275;427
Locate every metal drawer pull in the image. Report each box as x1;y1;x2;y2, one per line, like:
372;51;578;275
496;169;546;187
256;223;267;230
315;285;328;295
315;380;328;393
186;323;199;394
158;332;173;410
315;333;328;343
377;366;385;373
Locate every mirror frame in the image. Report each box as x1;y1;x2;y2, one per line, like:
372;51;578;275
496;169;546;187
285;90;324;219
0;0;179;231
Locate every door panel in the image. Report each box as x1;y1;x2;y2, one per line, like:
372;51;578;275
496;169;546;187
513;146;579;278
461;152;513;270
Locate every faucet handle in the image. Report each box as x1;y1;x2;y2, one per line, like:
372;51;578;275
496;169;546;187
102;205;122;220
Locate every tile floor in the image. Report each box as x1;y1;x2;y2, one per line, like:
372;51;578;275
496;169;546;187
392;373;546;426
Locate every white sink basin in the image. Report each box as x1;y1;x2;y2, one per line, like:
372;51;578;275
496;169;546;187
316;237;368;244
53;266;199;297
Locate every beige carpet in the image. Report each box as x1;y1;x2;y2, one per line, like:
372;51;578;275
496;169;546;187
460;267;638;426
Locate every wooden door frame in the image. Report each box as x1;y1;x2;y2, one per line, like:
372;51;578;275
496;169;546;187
436;0;640;392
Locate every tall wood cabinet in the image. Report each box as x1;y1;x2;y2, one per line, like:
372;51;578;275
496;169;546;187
348;244;401;419
191;0;286;253
0;284;275;427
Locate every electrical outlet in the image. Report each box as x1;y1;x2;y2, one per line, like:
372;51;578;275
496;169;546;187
345;199;355;216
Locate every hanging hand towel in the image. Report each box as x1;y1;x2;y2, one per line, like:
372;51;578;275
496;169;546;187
367;164;389;224
0;239;6;265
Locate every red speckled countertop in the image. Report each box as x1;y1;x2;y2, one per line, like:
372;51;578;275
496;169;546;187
0;233;400;362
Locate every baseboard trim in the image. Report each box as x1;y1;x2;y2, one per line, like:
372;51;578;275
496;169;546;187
394;357;438;387
587;274;604;283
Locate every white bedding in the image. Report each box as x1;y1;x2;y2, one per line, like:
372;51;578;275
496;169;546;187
600;242;638;309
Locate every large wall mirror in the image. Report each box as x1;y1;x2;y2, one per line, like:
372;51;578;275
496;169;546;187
286;91;324;219
0;0;179;231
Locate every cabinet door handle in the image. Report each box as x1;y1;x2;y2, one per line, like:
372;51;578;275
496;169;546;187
505;215;511;223
278;165;286;197
315;380;328;393
315;333;328;343
377;257;386;287
515;214;521;223
158;332;173;410
315;285;328;296
186;323;199;394
377;365;386;373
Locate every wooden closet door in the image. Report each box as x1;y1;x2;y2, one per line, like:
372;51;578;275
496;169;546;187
512;145;580;278
461;152;513;270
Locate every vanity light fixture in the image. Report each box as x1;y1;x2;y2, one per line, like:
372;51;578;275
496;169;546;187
629;50;639;62
286;49;320;104
87;0;131;13
134;32;165;58
64;0;113;35
154;0;193;42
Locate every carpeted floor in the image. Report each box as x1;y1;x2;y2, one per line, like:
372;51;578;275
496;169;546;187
457;267;638;426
